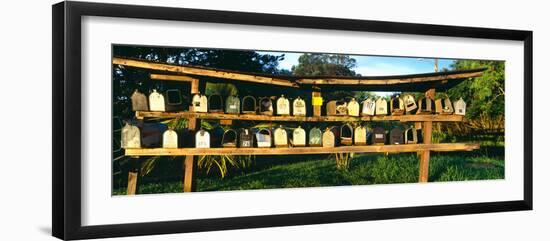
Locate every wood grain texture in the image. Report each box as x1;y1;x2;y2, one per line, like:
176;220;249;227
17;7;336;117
125;143;479;156
114;58;298;88
127;171;138;195
296;71;483;85
135;111;465;122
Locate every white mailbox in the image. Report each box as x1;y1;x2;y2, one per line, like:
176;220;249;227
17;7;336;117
148;89;165;112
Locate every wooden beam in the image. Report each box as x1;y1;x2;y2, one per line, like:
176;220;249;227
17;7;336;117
135;111;464;122
127;169;138;195
113;57;298;88
419;121;433;183
150;74;198;82
312;90;322;117
296;71;483;85
125;143;480;156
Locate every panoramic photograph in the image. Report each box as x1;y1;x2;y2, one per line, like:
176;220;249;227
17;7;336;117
112;44;505;195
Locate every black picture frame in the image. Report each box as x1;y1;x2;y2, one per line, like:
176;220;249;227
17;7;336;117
52;1;533;240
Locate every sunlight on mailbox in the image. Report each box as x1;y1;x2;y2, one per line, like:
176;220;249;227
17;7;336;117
195;130;210;148
121;122;141;149
148;89;165;112
347;98;360;117
162;129;178;148
292;97;306;116
292;126;306;147
276;95;290;116
131;89;148;111
191;93;208;113
361;98;376;116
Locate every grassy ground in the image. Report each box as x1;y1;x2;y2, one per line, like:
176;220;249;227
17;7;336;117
112;146;504;195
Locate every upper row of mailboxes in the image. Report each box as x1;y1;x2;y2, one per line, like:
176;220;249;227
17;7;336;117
131;89;467;116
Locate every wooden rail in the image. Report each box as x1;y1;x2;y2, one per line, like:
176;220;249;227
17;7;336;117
135;111;464;122
125;143;480;156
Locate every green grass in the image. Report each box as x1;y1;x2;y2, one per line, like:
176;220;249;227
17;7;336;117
112;148;504;195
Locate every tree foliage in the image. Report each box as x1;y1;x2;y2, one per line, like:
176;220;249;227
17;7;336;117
447;60;505;119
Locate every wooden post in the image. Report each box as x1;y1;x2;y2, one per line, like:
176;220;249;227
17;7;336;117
183;79;205;192
183;117;197;192
419;88;435;183
312;88;322;117
127;157;140;195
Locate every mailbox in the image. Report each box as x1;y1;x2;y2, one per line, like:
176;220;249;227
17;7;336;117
191;93;208;113
136;121;167;148
208;94;224;113
274;126;288;147
221;129;238;148
404;127;422;144
256;128;272;148
121;123;141;149
375;98;388;116
435;96;454;115
195;129;210;148
322;128;336;147
340;123;354;146
162;129;178;148
417;96;435;114
239;128;254;148
454;97;466;116
292;97;307;116
131;89;148;111
361;98;376;116
259;97;274;115
292;126;306;147
390;95;405;115
148;89;166;112
309;127;322;147
326;100;347;116
389;127;404;145
276;95;290;116
372;127;386;145
164;89;184;112
242;95;257;114
354;125;368;146
347;98;360;117
403;94;417;113
225;95;240;114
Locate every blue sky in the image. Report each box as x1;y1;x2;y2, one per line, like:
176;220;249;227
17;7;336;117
257;51;454;76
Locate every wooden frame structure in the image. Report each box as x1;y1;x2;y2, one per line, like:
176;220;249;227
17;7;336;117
115;57;484;194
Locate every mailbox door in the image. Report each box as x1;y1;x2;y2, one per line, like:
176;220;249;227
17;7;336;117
293;98;306;116
195;130;210;148
131;90;148;111
322;131;335;147
309;128;322;146
121;124;141;148
149;90;166;112
162;129;178;148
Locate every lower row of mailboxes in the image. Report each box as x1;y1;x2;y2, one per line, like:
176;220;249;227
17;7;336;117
121;122;424;149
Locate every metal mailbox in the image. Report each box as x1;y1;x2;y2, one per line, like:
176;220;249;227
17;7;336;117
225;95;240;114
276;95;290;116
239;128;254;148
417;96;435;114
208;94;224;113
221;129;238;148
121;123;141;149
454;97;466;116
347;98;360;117
274;126;288;147
372;127;386;145
259;97;274;115
242;95;257;114
404;127;422;144
361;98;376;116
354;125;368;145
162;129;178;148
322;128;336;147
390;95;405;115
403;94;417;113
148;89;166;112
340;123;354;146
308;127;322;147
256;128;272;148
191;93;208;113
435;96;454;115
131;89;148;111
389;127;404;145
292;97;307;116
292;126;306;147
375;98;388;116
164;89;184;112
326;100;347;116
195;129;210;148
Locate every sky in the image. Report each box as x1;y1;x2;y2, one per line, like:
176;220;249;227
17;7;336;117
257;51;455;96
257;51;454;76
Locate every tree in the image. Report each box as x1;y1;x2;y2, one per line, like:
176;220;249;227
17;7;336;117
292;53;358;76
446;60;505;132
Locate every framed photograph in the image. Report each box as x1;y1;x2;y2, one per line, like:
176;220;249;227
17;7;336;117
52;1;533;240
